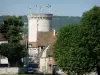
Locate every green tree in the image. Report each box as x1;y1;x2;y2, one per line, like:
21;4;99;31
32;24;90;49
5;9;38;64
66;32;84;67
0;43;27;67
79;6;100;74
53;25;92;74
0;16;24;43
0;16;27;67
53;6;100;75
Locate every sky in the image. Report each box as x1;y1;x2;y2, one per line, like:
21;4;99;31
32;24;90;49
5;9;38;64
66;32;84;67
0;0;100;16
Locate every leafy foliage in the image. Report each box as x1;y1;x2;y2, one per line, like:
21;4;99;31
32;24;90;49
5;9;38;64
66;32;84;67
53;25;93;73
79;6;100;74
0;16;24;43
0;43;27;66
0;16;26;67
53;6;100;74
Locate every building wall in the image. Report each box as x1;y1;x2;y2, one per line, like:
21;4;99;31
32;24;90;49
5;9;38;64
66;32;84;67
0;67;18;74
28;47;38;63
38;19;51;32
39;58;49;72
37;14;52;32
0;67;25;74
39;57;54;73
0;41;8;45
28;18;37;42
39;45;52;73
0;58;8;64
27;14;52;42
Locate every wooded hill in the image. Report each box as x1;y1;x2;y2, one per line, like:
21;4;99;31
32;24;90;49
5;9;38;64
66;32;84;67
0;15;80;34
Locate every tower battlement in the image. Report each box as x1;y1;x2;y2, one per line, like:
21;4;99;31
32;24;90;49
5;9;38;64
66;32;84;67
27;14;52;20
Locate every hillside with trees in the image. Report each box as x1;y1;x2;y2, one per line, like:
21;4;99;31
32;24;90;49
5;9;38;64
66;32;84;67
0;15;80;34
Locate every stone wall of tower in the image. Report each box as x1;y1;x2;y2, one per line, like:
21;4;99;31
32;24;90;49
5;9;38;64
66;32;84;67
27;15;37;42
27;14;53;42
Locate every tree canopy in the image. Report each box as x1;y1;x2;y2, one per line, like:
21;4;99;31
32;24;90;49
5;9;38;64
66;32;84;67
0;16;24;43
0;16;26;67
53;6;100;74
0;43;27;67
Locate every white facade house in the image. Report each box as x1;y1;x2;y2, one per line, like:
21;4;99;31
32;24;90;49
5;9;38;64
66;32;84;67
0;58;8;64
39;45;50;72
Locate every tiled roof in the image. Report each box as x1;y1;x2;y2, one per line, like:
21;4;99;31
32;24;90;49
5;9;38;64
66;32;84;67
37;31;56;56
47;43;54;56
37;31;56;46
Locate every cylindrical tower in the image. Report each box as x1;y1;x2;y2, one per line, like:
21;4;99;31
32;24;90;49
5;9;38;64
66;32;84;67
27;14;53;42
36;14;52;32
27;14;37;42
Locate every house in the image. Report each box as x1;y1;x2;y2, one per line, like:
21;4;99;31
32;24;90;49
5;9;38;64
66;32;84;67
22;30;56;73
37;31;56;73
